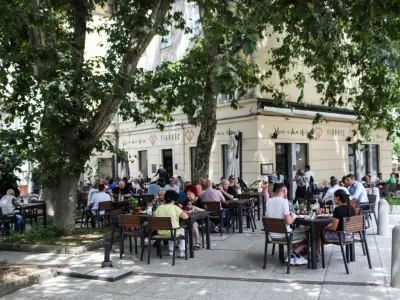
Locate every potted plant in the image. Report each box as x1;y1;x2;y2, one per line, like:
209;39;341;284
130;197;140;214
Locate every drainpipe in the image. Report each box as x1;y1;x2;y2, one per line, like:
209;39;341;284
181;123;185;180
238;132;243;182
114;113;119;178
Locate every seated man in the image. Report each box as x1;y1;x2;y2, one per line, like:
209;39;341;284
323;179;350;204
112;181;132;199
219;179;235;200
202;180;230;233
346;174;369;210
0;189;23;234
266;183;308;265
89;184;111;215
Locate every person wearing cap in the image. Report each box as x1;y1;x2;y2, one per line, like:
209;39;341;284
164;177;179;193
261;176;270;203
154;190;188;257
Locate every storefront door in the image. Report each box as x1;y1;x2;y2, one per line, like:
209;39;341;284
275;143;308;200
162;149;173;178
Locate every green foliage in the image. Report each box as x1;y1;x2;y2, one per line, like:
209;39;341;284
265;0;400;141
0;132;23;195
386;197;400;213
129;197;139;207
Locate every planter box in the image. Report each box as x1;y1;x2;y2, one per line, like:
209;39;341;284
390;205;400;214
0;237;117;255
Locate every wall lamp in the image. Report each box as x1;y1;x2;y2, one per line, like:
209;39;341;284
346;136;352;142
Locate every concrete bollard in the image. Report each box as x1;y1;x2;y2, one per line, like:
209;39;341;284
378;199;390;236
391;226;400;288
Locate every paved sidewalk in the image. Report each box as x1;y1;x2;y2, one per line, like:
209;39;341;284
2;215;400;300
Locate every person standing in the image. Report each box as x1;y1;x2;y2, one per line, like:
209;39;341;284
138;167;144;181
154;164;168;186
272;170;284;184
261;176;270;204
293;169;307;201
346;174;368;210
304;165;314;189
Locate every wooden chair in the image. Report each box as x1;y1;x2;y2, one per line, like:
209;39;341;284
203;202;224;236
119;214;143;258
321;215;372;274
144;217;187;266
262;217;309;274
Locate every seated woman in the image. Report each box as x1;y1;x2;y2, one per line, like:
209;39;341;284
154;190;189;257
184;184;205;250
324;189;355;240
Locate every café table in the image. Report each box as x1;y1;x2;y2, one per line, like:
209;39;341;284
226;199;250;233
18;202;47;231
294;216;333;269
138;211;211;259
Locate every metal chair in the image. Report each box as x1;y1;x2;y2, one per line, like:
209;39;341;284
0;208;13;240
144;217;187;266
262;217;309;274
321;215;372;274
91;201;112;228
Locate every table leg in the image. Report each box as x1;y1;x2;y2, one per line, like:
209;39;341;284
310;225;317;269
239;204;243;233
21;208;26;232
257;195;261;220
43;204;47;227
350;244;355;262
188;220;194;258
205;216;210;249
263;200;266;217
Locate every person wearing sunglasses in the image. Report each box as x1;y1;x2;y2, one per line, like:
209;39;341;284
164;177;179;193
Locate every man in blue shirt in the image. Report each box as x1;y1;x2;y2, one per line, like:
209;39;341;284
147;180;161;198
346;174;369;210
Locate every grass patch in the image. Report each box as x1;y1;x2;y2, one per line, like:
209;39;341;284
0;261;40;282
0;226;112;246
387;197;400;213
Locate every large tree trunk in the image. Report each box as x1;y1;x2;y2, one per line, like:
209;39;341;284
42;172;80;233
193;84;218;183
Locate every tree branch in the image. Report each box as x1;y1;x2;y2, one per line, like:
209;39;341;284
87;0;174;142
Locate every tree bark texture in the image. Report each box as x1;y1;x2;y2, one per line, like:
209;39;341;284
27;0;174;232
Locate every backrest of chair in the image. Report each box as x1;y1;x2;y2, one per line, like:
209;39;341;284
109;209;123;223
28;196;39;203
99;201;112;210
30;200;45;204
142;194;154;204
344;215;364;233
354;208;361;215
120;214;141;228
203;201;220;212
367;194;376;203
262;218;288;234
350;200;359;209
149;216;172;231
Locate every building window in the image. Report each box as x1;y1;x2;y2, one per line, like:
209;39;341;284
218;93;235;104
222;144;229;178
160;26;173;50
187;3;200;36
190;147;197;182
106;3;113;15
348;144;379;180
138;150;148;180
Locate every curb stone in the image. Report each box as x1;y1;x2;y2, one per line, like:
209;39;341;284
0;236;119;255
0;268;57;297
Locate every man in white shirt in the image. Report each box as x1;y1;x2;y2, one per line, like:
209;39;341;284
304;165;315;188
266;183;308;266
0;189;23;233
164;177;179;193
323;179;350;203
89;184;111;215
